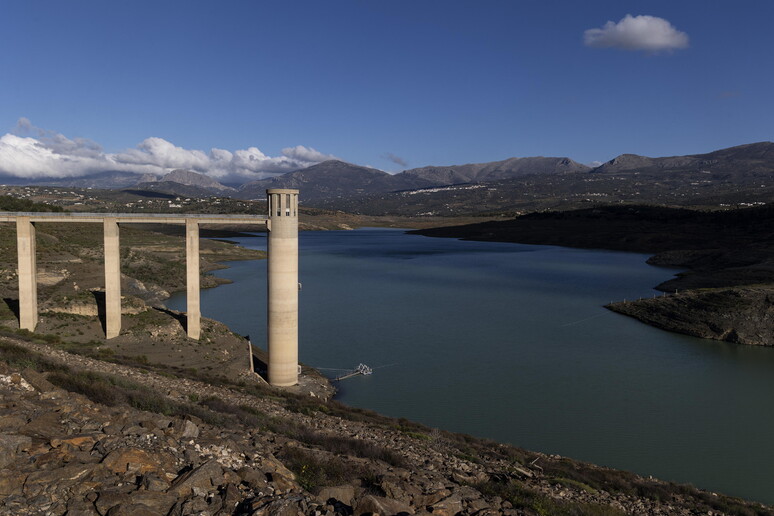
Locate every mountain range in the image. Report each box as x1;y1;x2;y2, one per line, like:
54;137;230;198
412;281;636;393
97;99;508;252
236;156;591;201
593;142;774;176
304;142;774;215
2;142;773;212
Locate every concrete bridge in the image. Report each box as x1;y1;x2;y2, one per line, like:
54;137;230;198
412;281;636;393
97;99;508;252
0;188;300;386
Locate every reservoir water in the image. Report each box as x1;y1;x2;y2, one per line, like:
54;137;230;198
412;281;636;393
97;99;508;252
168;228;774;504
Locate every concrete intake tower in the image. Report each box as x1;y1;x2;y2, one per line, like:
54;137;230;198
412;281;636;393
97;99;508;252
266;189;299;387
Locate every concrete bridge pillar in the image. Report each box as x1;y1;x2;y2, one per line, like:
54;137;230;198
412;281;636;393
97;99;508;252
186;219;201;340
104;218;121;339
266;189;299;386
16;217;37;331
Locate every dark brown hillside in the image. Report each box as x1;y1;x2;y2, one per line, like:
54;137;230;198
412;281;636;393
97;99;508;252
400;156;590;184
593;142;774;178
237;160;435;201
412;204;774;257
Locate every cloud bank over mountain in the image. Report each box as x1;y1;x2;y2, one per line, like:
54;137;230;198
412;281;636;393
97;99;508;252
0;119;337;181
584;14;689;52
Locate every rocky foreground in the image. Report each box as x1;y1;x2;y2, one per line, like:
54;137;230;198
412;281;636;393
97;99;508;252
1;335;772;516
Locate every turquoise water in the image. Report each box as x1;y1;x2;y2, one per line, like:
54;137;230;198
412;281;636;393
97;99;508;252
168;228;774;504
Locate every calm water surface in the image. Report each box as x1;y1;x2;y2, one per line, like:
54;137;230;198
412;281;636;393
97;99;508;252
168;228;774;504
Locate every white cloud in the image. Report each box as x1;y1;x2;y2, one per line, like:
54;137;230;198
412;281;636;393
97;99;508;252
0;118;338;181
282;145;336;163
584;14;689;52
0;134;108;178
113;137;212;171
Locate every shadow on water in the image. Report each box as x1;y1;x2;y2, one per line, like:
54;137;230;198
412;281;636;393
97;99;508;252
3;298;20;321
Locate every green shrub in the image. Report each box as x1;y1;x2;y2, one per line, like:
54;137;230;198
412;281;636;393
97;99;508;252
402;431;431;440
475;479;625;516
47;371;121;406
279;446;367;494
0;340;70;373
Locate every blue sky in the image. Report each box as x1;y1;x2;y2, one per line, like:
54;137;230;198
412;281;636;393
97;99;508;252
0;1;772;181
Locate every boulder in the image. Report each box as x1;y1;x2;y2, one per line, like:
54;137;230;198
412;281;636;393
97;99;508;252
0;434;32;467
22;368;57;392
317;484;356;506
127;491;178;514
413;489;450;508
216;483;242;516
0;470;27;497
140;473;171;491
94;488;133;515
0;415;26;431
167;459;225;497
106;503;159;516
101;447;170;476
251;497;306;516
23;463;99;498
50;434;97;450
236;466;271;492
267;471;297;495
427;493;463;516
355;494;414;515
65;497;101;516
20;412;64;439
262;452;297;480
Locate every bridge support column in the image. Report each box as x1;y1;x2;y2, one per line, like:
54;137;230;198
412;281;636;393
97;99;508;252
104;218;121;339
186;219;201;340
16;217;37;331
266;189;299;386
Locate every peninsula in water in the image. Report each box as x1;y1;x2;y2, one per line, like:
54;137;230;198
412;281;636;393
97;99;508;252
412;204;774;346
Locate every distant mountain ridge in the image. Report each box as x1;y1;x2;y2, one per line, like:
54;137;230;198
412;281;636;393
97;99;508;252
132;169;236;198
160;169;235;192
236;155;589;200
308;142;774;216
2;142;773;208
237;160;434;201
594;142;774;175
0;171;160;189
402;156;590;184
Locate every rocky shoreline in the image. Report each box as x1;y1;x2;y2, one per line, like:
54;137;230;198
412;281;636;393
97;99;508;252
3;334;773;516
607;286;774;346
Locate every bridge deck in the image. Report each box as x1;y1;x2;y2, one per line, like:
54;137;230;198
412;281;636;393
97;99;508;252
0;212;268;224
